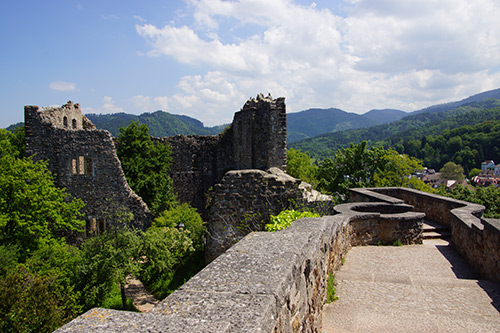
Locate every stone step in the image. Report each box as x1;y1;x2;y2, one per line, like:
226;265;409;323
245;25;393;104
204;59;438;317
423;224;449;232
423;230;451;240
422;220;450;240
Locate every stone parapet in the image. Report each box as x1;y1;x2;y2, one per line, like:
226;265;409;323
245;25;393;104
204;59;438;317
350;187;500;280
334;202;424;245
57;215;353;332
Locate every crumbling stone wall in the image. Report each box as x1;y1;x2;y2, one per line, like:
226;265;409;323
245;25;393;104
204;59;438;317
25;101;152;239
206;167;334;262
159;94;287;216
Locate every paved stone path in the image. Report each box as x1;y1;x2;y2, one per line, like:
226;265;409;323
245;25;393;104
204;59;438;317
124;277;159;312
322;239;500;332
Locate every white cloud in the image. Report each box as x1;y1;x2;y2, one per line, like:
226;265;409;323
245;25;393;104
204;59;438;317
83;96;125;114
130;95;169;112
135;0;500;125
49;81;77;91
133;15;146;22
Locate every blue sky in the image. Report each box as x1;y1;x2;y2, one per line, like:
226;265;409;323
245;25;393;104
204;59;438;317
2;0;500;128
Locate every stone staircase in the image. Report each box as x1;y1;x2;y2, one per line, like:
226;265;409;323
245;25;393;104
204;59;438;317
423;219;451;240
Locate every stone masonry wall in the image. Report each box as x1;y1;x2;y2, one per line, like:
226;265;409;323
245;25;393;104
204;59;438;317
25;102;152;239
334;202;425;245
350;187;500;280
57;215;354;333
155;94;287;216
205;167;334;262
57;188;441;332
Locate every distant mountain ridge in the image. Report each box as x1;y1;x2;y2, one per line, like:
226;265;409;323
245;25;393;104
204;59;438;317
290;88;500;159
287;108;406;143
86;111;226;137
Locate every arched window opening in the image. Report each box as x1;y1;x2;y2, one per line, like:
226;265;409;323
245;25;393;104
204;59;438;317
63;116;68;128
72;118;77;129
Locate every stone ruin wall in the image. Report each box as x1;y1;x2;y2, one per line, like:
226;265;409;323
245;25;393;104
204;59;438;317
24;95;332;259
157;94;288;217
206;168;334;261
25;101;152;239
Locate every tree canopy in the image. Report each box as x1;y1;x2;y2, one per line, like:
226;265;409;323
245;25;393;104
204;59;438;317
316;141;430;200
116;122;177;215
286;148;318;187
0;129;84;259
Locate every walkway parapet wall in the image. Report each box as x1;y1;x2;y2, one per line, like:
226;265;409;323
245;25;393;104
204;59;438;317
350;187;500;280
57;189;428;332
334;202;424;246
57;215;354;332
57;187;498;331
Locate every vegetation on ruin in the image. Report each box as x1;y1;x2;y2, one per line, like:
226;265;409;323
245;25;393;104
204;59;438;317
265;209;321;232
116;121;177;215
326;272;338;303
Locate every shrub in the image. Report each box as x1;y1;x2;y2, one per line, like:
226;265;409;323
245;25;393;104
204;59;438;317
265;209;320;232
153;203;205;250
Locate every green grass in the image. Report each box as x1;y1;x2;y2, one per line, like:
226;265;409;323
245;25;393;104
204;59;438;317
101;283;138;312
326;272;338;303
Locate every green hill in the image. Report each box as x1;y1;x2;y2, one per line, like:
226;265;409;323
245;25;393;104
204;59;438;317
86;111;225;137
287;108;406;143
290;98;500;160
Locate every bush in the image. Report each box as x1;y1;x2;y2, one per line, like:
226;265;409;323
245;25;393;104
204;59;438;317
140;226;194;299
153;203;205;251
265;209;320;232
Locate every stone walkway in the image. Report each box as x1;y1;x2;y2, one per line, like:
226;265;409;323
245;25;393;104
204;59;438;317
124;277;159;312
322;239;500;332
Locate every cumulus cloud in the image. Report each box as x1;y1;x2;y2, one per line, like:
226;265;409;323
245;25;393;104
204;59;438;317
135;0;500;124
49;81;77;91
131;95;169;112
83;96;125;114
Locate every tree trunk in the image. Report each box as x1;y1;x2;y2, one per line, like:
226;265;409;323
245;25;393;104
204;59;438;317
120;283;127;310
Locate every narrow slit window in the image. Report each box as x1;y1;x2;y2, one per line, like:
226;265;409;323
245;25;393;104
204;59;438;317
71;158;77;174
85;158;93;175
78;156;85;174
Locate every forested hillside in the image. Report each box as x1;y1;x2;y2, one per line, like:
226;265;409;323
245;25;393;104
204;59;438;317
393;119;500;174
287;107;406;143
86;111;226;137
290;99;500;160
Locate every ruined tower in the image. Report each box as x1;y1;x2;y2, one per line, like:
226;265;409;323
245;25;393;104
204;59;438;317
164;93;287;215
25;101;152;238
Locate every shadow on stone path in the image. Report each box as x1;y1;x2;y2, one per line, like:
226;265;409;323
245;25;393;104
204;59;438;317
124;277;159;312
322;239;500;332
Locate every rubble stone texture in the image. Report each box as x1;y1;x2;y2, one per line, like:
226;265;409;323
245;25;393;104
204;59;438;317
25;101;152;240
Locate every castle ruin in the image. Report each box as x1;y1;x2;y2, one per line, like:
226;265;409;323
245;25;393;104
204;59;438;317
25;101;153;239
24;95;320;247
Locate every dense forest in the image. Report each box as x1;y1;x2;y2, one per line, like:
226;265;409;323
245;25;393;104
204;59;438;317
290;99;500;161
390;119;500;174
